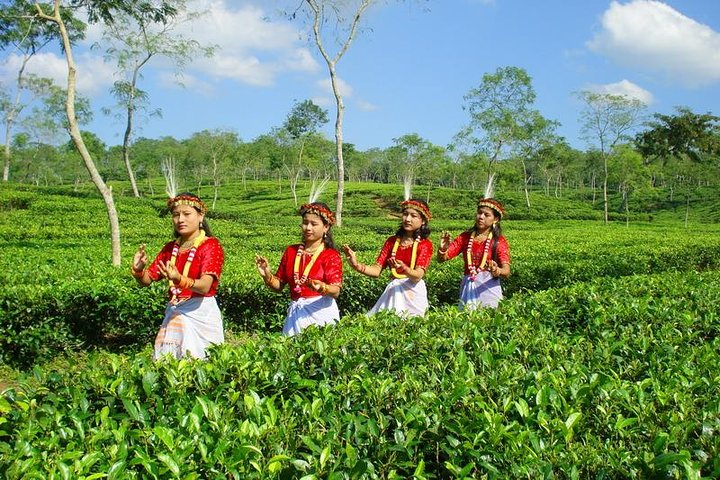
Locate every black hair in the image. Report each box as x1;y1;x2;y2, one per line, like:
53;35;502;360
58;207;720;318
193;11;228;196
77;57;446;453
170;192;213;237
396;199;431;240
300;201;337;250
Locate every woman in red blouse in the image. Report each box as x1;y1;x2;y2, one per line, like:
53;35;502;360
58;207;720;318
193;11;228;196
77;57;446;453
343;198;434;317
255;202;343;336
131;193;225;360
437;198;510;309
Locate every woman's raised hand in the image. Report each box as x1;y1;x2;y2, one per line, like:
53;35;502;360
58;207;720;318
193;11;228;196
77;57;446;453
157;260;181;282
342;244;358;267
255;254;271;277
439;231;451;251
132;244;148;271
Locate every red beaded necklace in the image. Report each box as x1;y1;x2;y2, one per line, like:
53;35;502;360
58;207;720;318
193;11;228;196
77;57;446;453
168;230;206;302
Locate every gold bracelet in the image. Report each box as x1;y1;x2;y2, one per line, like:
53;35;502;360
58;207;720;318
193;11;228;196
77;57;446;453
130;267;144;278
176;276;194;289
438;248;448;256
264;274;276;286
319;282;328;294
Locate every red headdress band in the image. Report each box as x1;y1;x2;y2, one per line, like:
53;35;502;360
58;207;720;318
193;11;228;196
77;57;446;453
477;198;505;219
167;194;208;214
400;199;432;221
300;203;336;225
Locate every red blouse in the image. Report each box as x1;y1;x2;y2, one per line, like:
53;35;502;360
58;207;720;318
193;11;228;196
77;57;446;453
374;236;434;272
275;245;343;301
444;231;510;275
147;236;224;299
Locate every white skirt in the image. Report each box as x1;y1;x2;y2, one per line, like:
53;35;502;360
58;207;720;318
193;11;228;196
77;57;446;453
459;271;503;310
154;296;224;360
283;295;340;336
368;277;428;318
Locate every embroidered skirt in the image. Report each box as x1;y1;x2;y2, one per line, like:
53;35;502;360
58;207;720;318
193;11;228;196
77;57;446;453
368;277;428;318
459;271;503;310
283;295;340;336
154;296;224;360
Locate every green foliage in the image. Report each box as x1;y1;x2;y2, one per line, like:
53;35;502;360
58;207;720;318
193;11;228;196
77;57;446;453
2;182;720;369
1;271;718;477
1;181;719;477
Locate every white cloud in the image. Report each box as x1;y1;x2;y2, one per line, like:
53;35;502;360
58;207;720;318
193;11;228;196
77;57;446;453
0;51;115;97
587;0;720;87
180;1;320;87
585;79;654;105
309;77;354;108
316;77;353;98
157;72;215;96
356;99;379;111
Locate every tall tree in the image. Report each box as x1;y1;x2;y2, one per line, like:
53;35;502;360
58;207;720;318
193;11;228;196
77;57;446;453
610;144;647;227
0;0;84;181
282;99;329;205
99;0;213;197
577;90;646;224
185;129;239;209
291;0;373;226
514;111;561;207
455;66;538;189
635;106;720;165
32;0;178;266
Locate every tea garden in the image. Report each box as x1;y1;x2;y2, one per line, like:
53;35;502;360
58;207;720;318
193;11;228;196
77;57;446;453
0;181;718;478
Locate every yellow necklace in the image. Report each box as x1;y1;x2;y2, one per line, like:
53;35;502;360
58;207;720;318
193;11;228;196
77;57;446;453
390;236;418;279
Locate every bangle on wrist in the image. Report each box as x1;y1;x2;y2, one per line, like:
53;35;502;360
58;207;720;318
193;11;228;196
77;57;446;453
131;266;144;278
176;276;194;290
438;248;448;256
264;274;276;286
358;264;366;274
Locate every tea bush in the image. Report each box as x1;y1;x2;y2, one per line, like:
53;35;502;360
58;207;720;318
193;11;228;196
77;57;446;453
1;271;718;478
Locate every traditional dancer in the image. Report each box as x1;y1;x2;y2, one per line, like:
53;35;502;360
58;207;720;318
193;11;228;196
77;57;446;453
344;198;433;317
437;198;510;309
131;193;225;360
256;201;343;336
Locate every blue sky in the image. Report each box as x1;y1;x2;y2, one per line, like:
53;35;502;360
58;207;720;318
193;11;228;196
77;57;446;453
2;0;719;152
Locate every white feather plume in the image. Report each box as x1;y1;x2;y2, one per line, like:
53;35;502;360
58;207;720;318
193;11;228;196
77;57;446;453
161;156;177;198
403;174;414;201
484;172;496;199
308;176;330;204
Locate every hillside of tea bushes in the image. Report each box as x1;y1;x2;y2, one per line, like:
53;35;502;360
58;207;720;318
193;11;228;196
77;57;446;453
1;181;719;478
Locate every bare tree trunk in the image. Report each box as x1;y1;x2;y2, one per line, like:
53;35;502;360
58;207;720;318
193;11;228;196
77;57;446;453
2;126;11;182
305;0;372;226
624;185;629;227
522;159;530;208
38;1;121;265
3;54;32;181
603;154;609;224
211;153;219;209
122;121;139;197
329;62;345;226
